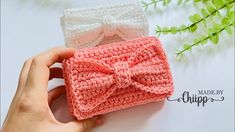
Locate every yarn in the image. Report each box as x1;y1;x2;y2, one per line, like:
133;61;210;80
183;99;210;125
62;36;174;120
61;2;148;49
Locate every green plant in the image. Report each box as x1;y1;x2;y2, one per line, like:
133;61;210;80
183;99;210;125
141;0;190;10
142;0;235;56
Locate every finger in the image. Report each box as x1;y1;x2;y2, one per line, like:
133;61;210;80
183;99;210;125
17;58;33;90
49;67;63;80
10;58;34;110
25;47;75;90
67;116;104;132
35;47;76;67
48;85;65;105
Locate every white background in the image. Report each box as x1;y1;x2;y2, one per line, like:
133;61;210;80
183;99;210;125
1;0;234;132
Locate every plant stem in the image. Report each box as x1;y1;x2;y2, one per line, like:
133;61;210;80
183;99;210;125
143;0;163;7
156;0;235;34
176;23;233;56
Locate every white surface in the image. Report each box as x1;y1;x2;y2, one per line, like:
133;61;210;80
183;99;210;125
1;0;234;132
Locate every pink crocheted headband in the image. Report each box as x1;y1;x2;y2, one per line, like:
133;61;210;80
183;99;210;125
62;36;174;120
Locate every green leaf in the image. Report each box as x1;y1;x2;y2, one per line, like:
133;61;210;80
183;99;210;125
180;25;187;32
194;0;201;2
141;1;148;10
184;0;190;3
162;27;169;31
212;0;226;8
228;11;235;22
177;0;183;5
202;19;207;27
200;35;208;45
180;25;187;29
221;17;230;25
155;31;161;37
213;23;222;31
208;28;217;36
156;25;161;31
225;26;233;35
193;38;200;44
202;0;210;3
228;3;234;9
183;44;192;51
170;27;178;34
206;5;216;14
141;1;148;6
189;24;198;32
162;27;169;34
153;1;157;8
189;14;202;23
201;39;208;45
167;0;171;4
151;0;157;8
201;8;209;17
209;33;219;44
163;0;171;6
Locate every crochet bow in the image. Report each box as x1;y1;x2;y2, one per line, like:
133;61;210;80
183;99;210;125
61;5;148;48
73;44;171;112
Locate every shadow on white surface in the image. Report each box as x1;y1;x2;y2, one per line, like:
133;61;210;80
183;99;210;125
101;101;164;131
51;94;165;131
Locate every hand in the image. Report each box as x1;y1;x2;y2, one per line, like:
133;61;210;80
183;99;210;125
2;47;103;132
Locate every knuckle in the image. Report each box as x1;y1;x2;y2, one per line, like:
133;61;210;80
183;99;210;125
17;94;35;112
17;93;47;114
31;57;41;66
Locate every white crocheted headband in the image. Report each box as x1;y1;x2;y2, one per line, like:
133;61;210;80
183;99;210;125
61;2;149;48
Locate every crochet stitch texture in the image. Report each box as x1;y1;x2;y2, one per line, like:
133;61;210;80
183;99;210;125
61;2;148;49
62;37;174;120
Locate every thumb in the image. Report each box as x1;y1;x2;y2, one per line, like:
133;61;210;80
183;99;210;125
66;116;103;132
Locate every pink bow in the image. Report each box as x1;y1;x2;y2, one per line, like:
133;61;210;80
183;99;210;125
71;43;172;112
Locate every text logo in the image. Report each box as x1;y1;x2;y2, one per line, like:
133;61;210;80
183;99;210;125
167;90;224;107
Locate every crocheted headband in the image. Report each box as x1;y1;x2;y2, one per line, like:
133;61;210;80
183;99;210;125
61;3;148;49
62;36;174;120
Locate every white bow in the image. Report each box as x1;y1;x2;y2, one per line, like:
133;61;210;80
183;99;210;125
61;3;149;48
